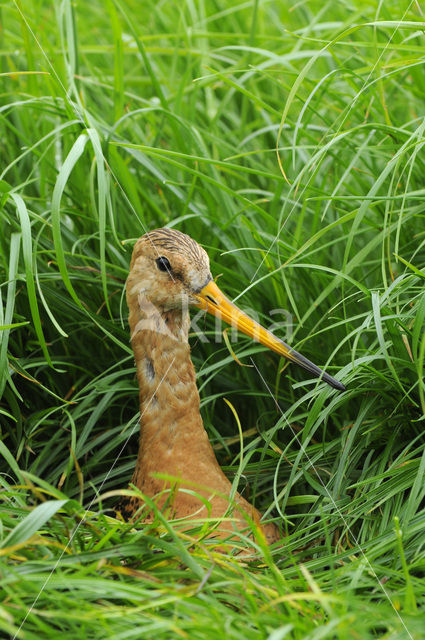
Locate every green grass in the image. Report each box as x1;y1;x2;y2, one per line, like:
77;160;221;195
1;0;425;637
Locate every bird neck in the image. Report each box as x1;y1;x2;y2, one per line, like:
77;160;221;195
127;293;210;486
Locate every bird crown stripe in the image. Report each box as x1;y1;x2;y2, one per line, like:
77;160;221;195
144;229;205;262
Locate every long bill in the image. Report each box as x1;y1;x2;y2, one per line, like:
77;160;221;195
194;280;345;392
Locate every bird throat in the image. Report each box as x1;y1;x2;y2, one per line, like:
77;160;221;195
127;293;222;502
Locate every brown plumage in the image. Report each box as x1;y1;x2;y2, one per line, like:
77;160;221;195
119;228;345;548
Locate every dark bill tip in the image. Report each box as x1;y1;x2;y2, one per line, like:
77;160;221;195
287;348;346;392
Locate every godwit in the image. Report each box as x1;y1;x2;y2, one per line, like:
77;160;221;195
119;228;345;546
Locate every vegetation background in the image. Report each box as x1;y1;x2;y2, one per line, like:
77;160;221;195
1;0;425;638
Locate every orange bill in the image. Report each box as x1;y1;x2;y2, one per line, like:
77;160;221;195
195;280;345;391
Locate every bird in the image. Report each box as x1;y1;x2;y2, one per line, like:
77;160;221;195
119;227;345;549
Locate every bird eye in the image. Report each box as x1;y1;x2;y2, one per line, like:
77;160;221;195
156;256;172;273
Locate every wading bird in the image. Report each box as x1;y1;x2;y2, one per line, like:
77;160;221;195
120;228;345;546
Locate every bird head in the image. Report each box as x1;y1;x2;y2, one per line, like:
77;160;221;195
128;227;213;311
128;227;345;391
